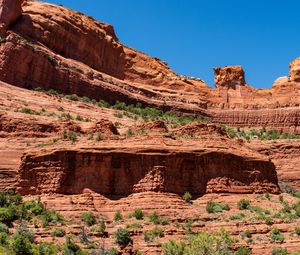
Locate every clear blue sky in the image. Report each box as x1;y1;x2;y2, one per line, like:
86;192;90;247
45;0;300;88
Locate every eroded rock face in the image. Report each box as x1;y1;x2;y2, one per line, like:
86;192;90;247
289;57;300;82
0;0;23;33
214;66;246;89
17;148;279;196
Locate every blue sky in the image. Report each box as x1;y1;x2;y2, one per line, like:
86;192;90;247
45;0;300;88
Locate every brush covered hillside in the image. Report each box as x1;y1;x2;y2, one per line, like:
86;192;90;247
0;0;299;254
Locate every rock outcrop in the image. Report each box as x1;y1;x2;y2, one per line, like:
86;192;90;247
17;144;280;196
0;0;299;133
289;57;300;82
0;0;23;33
214;66;246;89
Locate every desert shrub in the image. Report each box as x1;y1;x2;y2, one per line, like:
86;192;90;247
163;240;185;255
41;209;64;227
38;243;58;255
132;209;144;220
62;236;87;255
295;226;300;236
148;212;160;224
0;232;7;245
206;201;230;213
269;227;285;243
0;191;22;207
114;211;122;222
144;227;164;243
240;229;252;239
96;133;104;141
229;213;245;221
0;222;9;234
182;192;192;203
0;207;16;225
91;221;106;234
163;228;235;255
235;246;251;255
11;224;35;255
51;228;66;237
126;223;143;229
237;199;250;210
160;218;170;225
114;228;131;246
64;94;79;101
81;212;96;226
272;247;288;255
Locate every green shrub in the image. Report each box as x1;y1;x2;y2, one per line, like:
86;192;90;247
62;236;86;255
144;227;164;243
240;229;252;239
237;199;250;210
51;228;66;237
0;207;16;224
64;94;79;102
160;218;169;225
163;228;234;255
182;192;192;203
272;247;288;255
41;210;64;227
107;248;119;255
269;227;285;243
295;226;300;236
0;222;9;234
37;243;58;255
0;232;7;245
235;246;251;255
229;213;245;221
91;221;106;234
206;201;230;213
148;212;160;224
126;223;143;229
132;209;144;220
114;228;131;246
114;211;123;222
81;212;96;226
11;232;34;255
163;239;185;255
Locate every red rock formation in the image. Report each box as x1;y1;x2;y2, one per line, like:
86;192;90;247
0;0;23;33
289;57;300;82
214;66;246;89
0;0;299;134
17;145;279;196
249;140;300;190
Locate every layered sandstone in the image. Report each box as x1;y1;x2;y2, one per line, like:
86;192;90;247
0;0;299;133
249;140;300;190
16;141;280;196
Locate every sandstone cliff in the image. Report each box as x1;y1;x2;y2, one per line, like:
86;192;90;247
0;0;299;133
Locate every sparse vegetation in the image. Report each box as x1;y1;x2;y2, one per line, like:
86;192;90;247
81;212;96;226
206;201;230;213
114;228;131;246
269;227;285;243
237;199;250;210
144;226;164;243
182;192;192;203
224;126;300;140
114;211;123;222
163;228;235;255
51;228;66;237
132;209;144;220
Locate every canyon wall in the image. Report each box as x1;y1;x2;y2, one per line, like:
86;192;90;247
0;0;299;133
17;148;280;196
